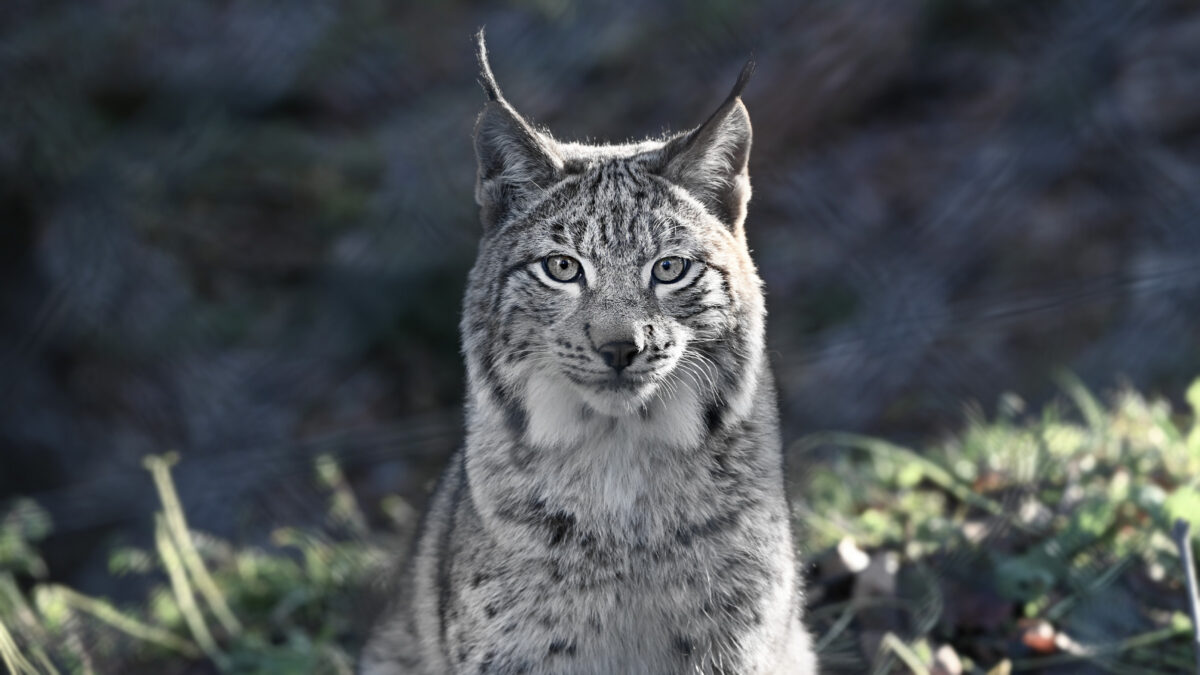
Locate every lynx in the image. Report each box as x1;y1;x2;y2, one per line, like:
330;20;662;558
360;32;818;675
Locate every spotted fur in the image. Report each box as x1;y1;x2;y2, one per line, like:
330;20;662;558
360;31;817;675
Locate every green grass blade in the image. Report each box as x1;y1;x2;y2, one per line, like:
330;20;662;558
155;514;227;669
39;585;199;659
1054;371;1105;432
144;454;243;635
0;614;39;675
880;632;930;675
0;574;60;674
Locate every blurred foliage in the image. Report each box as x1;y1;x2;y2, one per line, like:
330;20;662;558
2;377;1198;672
0;453;396;674
795;375;1200;673
1;501;51;580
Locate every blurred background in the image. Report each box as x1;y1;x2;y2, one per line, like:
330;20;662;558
2;0;1200;668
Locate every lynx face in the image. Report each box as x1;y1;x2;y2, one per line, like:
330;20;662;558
478;159;750;416
462;49;763;438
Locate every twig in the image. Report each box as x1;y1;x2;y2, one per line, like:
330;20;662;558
1172;519;1200;675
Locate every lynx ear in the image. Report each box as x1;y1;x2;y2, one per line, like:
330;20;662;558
660;60;755;231
473;29;563;230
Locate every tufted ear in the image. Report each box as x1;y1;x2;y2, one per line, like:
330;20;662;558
659;61;755;231
473;30;563;230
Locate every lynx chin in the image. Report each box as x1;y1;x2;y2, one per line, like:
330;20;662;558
360;31;818;675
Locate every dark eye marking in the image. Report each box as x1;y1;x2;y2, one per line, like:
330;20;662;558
543;254;583;283
651;256;690;285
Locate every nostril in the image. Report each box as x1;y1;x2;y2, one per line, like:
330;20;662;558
597;341;642;372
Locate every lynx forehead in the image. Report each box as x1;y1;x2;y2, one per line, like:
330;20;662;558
360;30;817;675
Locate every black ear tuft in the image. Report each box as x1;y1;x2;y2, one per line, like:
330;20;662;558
475;28;501;102
472;29;562;230
728;57;755;103
658;62;755;232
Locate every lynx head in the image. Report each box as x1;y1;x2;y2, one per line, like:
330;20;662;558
462;32;767;448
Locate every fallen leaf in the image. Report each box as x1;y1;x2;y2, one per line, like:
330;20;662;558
1019;619;1057;654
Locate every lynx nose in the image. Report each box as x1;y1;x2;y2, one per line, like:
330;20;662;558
597;341;642;373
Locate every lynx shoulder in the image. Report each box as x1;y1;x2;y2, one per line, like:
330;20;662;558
360;31;818;675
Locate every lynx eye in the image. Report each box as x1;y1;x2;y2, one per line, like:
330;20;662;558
651;256;690;284
543;254;582;283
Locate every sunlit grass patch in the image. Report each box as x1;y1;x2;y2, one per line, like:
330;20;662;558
795;375;1200;673
1;377;1198;673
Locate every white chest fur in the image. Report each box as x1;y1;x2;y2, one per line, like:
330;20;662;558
466;369;737;544
524;373;706;517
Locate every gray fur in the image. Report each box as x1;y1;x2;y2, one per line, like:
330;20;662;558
361;32;817;675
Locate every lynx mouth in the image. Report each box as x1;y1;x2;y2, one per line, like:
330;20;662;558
571;374;661;416
596;373;651;391
562;368;651;389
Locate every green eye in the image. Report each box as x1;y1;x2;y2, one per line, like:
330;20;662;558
651;256;690;284
543;254;582;283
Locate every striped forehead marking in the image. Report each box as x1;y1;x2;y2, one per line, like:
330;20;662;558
569;161;663;259
490;158;708;269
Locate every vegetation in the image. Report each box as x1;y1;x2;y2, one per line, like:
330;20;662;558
0;454;391;675
797;375;1200;673
2;377;1198;673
